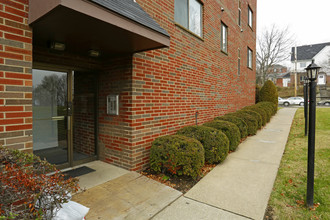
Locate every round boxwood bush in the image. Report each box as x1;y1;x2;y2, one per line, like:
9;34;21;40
252;103;272;122
203;120;241;151
239;110;263;129
257;101;277;116
150;135;204;179
243;105;268;126
259;80;278;106
255;102;273;119
228;111;258;136
214;115;248;139
176;126;229;164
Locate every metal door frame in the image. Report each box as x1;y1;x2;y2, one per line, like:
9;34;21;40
32;64;98;169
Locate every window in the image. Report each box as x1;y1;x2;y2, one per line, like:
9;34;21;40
221;22;228;53
248;6;253;28
300;62;306;68
175;0;203;37
238;1;241;26
238;49;241;75
247;47;253;69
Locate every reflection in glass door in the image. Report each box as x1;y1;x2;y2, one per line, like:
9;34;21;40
32;69;69;165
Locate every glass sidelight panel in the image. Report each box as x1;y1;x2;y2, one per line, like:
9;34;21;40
32;69;69;165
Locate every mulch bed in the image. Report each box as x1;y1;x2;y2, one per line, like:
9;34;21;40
140;163;216;194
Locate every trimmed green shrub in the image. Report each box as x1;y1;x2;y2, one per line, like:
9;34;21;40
203;120;241;151
259;80;278;106
176;126;229;164
256;85;261;104
255;102;273;119
253;103;272;122
256;101;277;116
228;111;258;136
214;115;248;139
239;110;263;129
243;105;268;126
150;135;204;179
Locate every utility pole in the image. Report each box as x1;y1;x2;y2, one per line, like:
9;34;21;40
294;46;297;97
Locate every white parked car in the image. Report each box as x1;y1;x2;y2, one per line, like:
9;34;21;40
281;97;305;106
278;97;286;105
317;100;330;106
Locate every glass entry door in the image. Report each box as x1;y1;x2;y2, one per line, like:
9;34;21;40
33;68;97;168
32;69;71;166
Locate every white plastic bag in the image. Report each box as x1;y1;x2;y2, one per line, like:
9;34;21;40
53;201;89;220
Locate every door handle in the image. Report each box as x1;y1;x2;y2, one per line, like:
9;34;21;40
67;116;71;130
51;116;65;121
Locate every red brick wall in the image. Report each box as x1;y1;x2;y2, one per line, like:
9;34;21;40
73;71;97;157
98;56;134;169
277;78;283;87
0;0;33;152
1;0;257;172
290;72;305;87
98;0;257;171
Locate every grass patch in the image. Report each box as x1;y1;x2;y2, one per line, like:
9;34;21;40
266;108;330;219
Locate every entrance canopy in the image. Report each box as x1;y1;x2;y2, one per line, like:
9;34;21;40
29;0;170;58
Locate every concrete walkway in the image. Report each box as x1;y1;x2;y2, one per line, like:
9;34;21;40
153;108;297;220
73;108;297;220
73;172;182;219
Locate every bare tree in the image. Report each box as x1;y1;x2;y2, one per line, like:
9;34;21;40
256;25;295;85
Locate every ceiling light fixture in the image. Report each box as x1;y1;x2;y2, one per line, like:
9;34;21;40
89;50;100;58
50;42;66;51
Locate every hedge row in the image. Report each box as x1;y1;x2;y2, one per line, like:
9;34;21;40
149;101;278;179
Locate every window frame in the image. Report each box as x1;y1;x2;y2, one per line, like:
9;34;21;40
247;47;253;69
238;48;241;75
238;0;242;27
174;0;203;38
221;21;228;54
248;5;253;29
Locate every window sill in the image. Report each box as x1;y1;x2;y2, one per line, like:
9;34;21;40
248;25;253;31
238;25;243;32
221;50;228;56
248;66;253;70
175;23;204;41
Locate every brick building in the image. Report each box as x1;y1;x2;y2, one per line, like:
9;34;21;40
0;0;256;171
267;64;287;74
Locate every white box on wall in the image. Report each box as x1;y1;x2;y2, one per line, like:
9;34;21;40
107;95;119;115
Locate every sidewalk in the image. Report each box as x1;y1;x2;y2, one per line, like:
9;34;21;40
153;108;297;220
73;108;297;220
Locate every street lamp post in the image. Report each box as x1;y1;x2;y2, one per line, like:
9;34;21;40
305;59;321;208
303;77;309;136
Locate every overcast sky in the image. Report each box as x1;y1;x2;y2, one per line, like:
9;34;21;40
257;0;330;46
